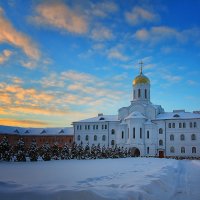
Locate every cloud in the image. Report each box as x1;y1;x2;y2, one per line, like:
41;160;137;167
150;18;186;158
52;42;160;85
31;2;88;34
107;48;129;61
163;74;182;83
0;49;12;64
91;26;114;41
125;6;159;25
134;26;186;43
90;1;118;18
0;7;40;60
0;118;49;127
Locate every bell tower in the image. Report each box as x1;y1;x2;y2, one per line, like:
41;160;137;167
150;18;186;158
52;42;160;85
132;61;150;104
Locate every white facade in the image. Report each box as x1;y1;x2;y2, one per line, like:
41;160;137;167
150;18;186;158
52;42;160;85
73;68;200;157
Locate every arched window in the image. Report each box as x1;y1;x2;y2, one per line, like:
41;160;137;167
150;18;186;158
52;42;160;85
111;129;115;134
168;123;171;128
181;147;185;153
147;131;149;139
190;122;193;128
170;134;174;141
159;128;163;134
192;147;196;153
191;134;196;140
145;89;147;99
94;135;97;141
140;128;142;138
172;123;175;128
194;122;197;128
170;146;175;153
111;140;115;146
180;134;185;141
159;140;163;146
127;128;129;139
133;128;135;138
102;135;106;141
138;89;141;98
85;135;89;141
147;147;149;154
77;135;81;141
121;131;124;139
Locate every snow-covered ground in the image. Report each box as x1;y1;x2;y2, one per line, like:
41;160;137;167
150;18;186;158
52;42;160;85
0;158;200;200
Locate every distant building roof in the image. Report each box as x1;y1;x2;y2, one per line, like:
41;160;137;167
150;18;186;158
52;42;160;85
73;115;119;123
156;111;200;120
0;126;74;136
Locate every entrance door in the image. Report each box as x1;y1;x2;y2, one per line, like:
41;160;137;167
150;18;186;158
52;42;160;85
159;151;164;158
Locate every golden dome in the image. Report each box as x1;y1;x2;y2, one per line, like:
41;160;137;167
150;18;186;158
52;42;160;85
133;74;150;85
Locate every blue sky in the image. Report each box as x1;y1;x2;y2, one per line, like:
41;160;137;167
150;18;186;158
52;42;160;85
0;0;200;127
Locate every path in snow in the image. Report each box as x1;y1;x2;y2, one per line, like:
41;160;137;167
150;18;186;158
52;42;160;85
0;158;200;200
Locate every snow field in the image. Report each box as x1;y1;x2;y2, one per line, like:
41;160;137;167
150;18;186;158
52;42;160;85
0;158;200;200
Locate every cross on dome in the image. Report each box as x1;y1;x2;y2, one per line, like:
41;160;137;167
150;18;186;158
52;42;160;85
139;61;143;74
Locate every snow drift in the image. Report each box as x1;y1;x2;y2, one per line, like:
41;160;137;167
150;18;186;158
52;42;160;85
0;158;200;200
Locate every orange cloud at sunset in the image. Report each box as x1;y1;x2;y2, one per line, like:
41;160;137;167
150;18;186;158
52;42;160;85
0;118;49;127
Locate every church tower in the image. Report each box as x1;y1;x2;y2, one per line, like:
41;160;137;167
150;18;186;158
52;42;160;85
132;62;150;104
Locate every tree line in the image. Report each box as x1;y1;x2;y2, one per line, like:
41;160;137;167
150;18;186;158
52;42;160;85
0;136;133;162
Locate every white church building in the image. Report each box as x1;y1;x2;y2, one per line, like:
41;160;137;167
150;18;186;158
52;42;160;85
73;65;200;158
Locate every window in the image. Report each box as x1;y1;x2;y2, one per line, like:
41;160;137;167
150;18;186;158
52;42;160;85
94;135;97;141
80;125;82;130
159;140;163;146
102;135;106;141
133;128;135;138
145;89;147;99
128;128;129;139
190;122;193;128
77;135;80;141
159;128;163;134
85;135;89;141
181;147;185;153
93;125;95;130
173;114;180;117
183;122;186;128
102;125;104;129
105;125;107;129
179;123;182;128
111;129;115;134
172;123;175;128
180;134;185;141
99;117;105;120
170;146;175;153
111;140;115;146
168;123;171;128
147;147;149;154
170;134;174;141
191;134;196;140
122;131;124;139
147;131;149;139
96;125;98;130
77;125;79;130
134;90;136;99
192;147;196;153
140;128;142;139
194;122;197;128
85;125;87;130
88;125;90;130
138;89;141;98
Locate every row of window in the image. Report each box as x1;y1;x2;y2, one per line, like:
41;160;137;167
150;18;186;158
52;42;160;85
122;128;143;139
168;122;197;129
170;134;196;141
76;124;108;131
170;146;197;154
77;135;106;141
133;89;148;99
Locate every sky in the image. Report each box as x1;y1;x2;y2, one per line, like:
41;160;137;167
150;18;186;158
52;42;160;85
0;0;200;128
